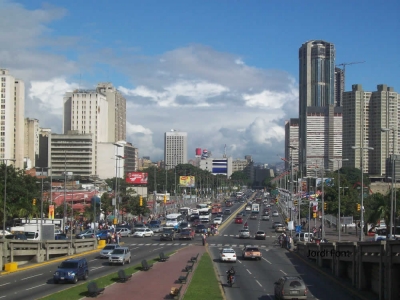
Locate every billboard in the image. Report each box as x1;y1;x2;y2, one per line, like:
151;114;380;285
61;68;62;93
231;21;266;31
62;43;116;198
316;178;334;187
126;172;148;185
180;176;195;187
195;148;202;157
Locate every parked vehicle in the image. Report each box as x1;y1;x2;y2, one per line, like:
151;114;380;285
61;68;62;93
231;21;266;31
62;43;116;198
109;247;131;265
53;258;89;284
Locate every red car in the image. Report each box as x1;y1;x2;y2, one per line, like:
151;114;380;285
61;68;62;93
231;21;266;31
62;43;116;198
235;217;243;224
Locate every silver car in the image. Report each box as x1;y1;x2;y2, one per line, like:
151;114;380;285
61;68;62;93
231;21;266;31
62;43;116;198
116;228;131;237
99;244;121;258
109;247;131;265
239;229;251;239
150;224;163;233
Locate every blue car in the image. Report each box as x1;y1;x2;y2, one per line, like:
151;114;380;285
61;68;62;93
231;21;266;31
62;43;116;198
96;230;111;240
53;258;89;284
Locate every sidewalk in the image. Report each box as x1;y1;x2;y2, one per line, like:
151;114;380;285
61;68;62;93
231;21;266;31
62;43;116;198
306;218;360;242
83;244;206;300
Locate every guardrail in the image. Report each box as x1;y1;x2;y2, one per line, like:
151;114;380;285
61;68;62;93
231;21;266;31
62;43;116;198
1;239;97;270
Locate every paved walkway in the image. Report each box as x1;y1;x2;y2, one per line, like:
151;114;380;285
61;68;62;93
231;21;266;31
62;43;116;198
83;244;206;300
309;219;360;242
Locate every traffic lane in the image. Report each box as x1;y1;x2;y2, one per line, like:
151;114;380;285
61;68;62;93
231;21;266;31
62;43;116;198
0;239;185;300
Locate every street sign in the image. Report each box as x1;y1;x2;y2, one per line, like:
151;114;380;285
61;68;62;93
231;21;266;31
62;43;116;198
341;216;353;225
295;225;302;233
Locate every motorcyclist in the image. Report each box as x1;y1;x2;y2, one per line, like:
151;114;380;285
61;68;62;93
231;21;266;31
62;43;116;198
226;267;236;283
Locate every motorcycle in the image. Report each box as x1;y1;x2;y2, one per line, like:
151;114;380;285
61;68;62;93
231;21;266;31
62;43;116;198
227;275;235;287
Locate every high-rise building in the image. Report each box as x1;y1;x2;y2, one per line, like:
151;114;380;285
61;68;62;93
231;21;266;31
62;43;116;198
0;69;25;169
342;84;399;177
164;130;187;169
298;40;336;175
284;118;299;170
37;128;51;168
334;67;345;107
24;118;40;168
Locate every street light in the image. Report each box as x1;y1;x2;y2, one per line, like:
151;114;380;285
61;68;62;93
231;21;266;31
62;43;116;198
113;143;124;224
381;127;397;239
352;145;374;241
329;158;348;242
288;146;296;224
35;167;51;234
2;159;15;239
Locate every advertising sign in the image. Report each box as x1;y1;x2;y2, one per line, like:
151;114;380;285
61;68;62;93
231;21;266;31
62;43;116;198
179;176;195;187
316;178;334;187
126;172;148;185
48;205;54;219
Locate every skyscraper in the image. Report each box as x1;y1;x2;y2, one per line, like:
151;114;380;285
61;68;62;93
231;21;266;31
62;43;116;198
164;130;187;169
284;118;299;170
334;67;345;107
0;69;25;169
298;40;336;174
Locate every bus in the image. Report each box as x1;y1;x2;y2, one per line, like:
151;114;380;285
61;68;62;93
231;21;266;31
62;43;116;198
165;214;185;227
252;203;260;213
178;207;192;216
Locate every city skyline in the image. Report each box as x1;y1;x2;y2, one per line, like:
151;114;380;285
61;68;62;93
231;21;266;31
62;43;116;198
1;0;399;164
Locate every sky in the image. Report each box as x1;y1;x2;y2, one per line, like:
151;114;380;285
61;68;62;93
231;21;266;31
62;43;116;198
1;0;399;164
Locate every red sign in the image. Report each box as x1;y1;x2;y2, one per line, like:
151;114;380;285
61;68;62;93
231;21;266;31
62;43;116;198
126;172;148;185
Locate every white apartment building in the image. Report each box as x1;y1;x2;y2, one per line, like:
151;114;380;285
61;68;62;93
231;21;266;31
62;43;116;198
199;157;233;177
0;69;25;169
24;118;40;168
305;106;343;176
164;130;187;169
342;84;399;177
284;118;299;170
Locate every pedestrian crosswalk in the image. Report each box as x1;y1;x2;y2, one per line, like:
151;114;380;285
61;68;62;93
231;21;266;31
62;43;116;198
221;234;278;238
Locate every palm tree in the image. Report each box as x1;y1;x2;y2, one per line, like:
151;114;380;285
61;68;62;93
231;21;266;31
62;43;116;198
365;193;390;226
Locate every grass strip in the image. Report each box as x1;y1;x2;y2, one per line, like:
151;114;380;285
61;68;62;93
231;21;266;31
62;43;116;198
39;251;175;300
183;252;223;300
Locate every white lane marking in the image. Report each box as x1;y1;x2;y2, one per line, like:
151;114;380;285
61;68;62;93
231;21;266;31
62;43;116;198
166;243;172;245
238;260;243;264
280;269;287;275
25;283;46;290
262;257;272;264
132;247;139;250
91;266;104;270
0;296;6;299
246;269;252;274
21;274;43;280
89;259;98;262
0;282;10;287
255;279;262;287
145;243;151;245
173;243;180;245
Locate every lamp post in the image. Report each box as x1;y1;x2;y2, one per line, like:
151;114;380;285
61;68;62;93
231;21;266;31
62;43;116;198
115;154;124;223
288;146;296;224
2;159;15;239
113;143;123;224
35;167;51;234
329;159;348;242
352;145;374;241
381;127;396;239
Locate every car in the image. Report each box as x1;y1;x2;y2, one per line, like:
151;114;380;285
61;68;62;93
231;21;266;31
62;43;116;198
275;225;286;233
255;231;266;240
99;244;121;258
53;258;89;284
235;217;243;224
55;234;69;240
239;229;251;239
177;222;190;232
160;227;176;241
116;227;131;237
274;276;308;299
261;214;270;221
179;228;195;240
213;217;223;225
293;232;314;243
133;228;154;237
220;248;237;262
132;223;148;233
272;222;283;229
272;211;279;217
245;206;252;211
148;220;161;227
75;229;95;239
195;224;207;233
250;214;257;220
96;230;112;240
192;219;201;226
224;209;231;215
242;245;262;260
189;214;200;222
149;224;163;233
109;247;131;265
54;229;63;235
5;234;28;240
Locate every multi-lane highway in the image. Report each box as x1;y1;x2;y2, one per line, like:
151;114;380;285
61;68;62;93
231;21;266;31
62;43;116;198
208;198;360;300
0;198;245;300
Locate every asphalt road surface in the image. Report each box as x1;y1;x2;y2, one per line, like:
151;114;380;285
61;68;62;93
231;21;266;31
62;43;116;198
208;202;359;300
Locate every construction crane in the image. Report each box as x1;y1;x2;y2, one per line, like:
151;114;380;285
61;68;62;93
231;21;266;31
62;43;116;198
335;61;366;77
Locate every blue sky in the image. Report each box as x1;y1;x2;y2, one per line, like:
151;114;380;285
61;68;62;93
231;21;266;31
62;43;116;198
1;0;399;163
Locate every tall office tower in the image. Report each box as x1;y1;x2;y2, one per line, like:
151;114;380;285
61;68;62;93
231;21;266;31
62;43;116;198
24;118;40;168
334;67;345;107
298;40;336;174
96;83;126;142
284;118;299;170
164;130;187;169
343;84;399;177
0;69;25;169
37;128;51;168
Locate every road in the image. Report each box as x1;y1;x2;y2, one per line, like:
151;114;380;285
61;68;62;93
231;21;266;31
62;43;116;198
0;197;245;300
208;200;360;300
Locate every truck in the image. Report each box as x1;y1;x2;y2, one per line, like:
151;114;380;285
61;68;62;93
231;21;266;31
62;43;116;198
10;223;55;240
252;203;260;214
199;208;211;222
211;204;222;214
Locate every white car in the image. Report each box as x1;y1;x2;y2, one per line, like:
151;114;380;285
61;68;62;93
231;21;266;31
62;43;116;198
213;217;223;225
272;211;279;217
99;244;121;258
245;206;252;211
220;248;237;262
133;228;154;238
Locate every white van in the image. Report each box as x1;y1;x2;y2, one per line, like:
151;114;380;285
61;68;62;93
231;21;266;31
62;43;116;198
294;232;314;243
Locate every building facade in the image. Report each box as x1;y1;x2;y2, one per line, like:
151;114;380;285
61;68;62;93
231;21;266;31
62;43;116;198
37;128;51;168
284;118;299;170
24;118;40;168
298;40;336;175
199;157;233;177
0;69;25;169
164;130;187;169
334;67;345;107
49;131;95;178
